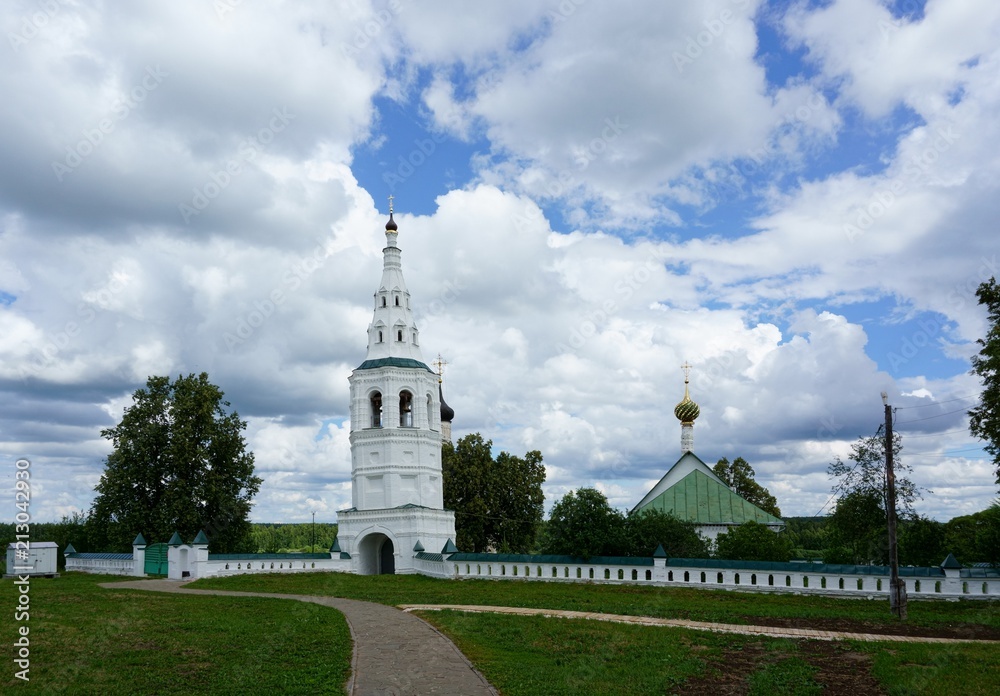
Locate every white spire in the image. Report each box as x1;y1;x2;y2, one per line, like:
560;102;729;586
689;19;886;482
363;210;426;364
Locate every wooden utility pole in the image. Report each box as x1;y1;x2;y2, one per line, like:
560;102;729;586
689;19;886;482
882;392;907;620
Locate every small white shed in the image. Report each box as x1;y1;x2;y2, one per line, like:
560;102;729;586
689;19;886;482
5;541;59;577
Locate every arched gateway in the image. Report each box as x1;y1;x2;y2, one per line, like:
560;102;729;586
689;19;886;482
356;532;396;575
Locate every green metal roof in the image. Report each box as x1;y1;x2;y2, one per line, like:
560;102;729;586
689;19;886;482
356;357;434;372
664;557;951;577
941;553;962;569
132;533;146;546
69;553;133;560
209;553;332;560
192;530;209;545
168;531;184;545
441;538;459;554
448;552;654;566
636;470;783;526
961;567;999;578
416;551;445;562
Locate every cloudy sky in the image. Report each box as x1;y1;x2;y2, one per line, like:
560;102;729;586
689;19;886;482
3;0;998;527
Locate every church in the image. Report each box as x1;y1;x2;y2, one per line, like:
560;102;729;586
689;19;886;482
333;208;458;575
67;210;994;601
631;368;784;543
333;208;781;573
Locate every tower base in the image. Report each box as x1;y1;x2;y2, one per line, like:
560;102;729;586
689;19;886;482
337;505;456;575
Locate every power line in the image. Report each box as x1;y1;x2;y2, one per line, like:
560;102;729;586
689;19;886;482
811;423;882;517
895;427;970;439
896;406;977;424
893;395;980;410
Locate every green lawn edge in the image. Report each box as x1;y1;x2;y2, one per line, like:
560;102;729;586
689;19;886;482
190;570;1000;630
1;572;352;694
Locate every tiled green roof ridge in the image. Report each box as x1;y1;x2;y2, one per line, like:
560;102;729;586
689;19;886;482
637;469;783;525
356;357;433;372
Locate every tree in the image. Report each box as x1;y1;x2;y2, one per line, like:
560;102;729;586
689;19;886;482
442;433;545;553
713;457;781;517
897;516;946;567
828;432;920;519
542;488;625;559
969;276;1000;487
624;509;709;558
89;373;262;553
715;521;793;562
944;503;1000;567
825;490;887;564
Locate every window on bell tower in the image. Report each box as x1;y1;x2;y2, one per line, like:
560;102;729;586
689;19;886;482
399;390;413;427
370;392;382;428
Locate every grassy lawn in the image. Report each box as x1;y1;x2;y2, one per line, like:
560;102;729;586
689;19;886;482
192;570;1000;632
415;610;1000;695
5;571;997;694
189;571;999;693
1;572;351;694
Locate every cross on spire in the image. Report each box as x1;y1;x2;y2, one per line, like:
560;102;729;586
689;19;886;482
681;361;692;384
433;354;448;383
388;194;394;215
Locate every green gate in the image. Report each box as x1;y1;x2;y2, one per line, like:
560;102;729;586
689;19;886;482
144;543;168;576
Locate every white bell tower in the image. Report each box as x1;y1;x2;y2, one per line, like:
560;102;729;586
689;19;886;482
335;204;457;575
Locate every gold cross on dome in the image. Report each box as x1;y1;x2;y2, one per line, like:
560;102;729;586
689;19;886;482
388;194;394;214
433;354;448;380
681;361;692;383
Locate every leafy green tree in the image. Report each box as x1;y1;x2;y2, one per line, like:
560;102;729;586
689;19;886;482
898;516;946;567
89;373;262;553
829;432;920;518
624;509;709;558
713;457;781;517
442;434;545;553
826;432;924;564
969;277;1000;487
249;523;339;553
944;503;1000;567
825;489;887;565
542;488;625;559
715;521;793;562
782;516;832;558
